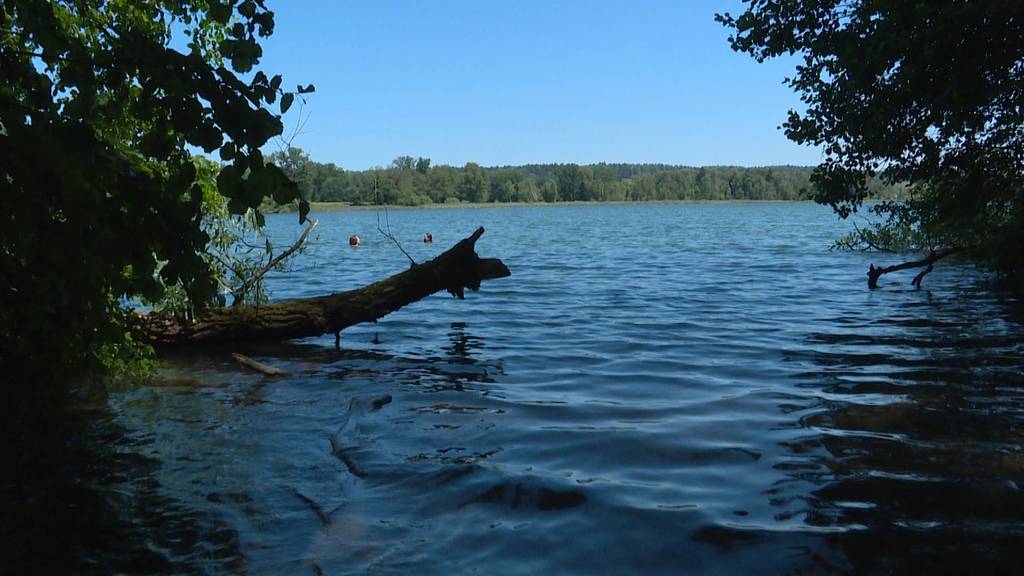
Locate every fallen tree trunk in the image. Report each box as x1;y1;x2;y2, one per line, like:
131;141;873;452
141;227;510;346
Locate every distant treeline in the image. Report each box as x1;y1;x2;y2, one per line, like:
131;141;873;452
267;147;904;206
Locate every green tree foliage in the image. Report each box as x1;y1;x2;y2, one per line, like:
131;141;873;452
1;0;311;401
460;162;490;203
718;1;1024;278
557;164;586;201
269;147;906;206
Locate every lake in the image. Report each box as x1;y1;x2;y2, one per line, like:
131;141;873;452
48;204;1024;573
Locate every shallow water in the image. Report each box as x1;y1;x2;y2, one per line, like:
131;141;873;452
35;204;1024;573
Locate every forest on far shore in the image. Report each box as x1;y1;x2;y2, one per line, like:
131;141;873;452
268;147;906;206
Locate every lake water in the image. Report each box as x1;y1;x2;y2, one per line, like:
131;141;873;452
38;204;1024;573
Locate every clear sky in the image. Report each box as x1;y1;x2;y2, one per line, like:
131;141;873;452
256;0;822;169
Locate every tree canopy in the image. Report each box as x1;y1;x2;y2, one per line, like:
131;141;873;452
268;146;905;207
1;0;310;402
718;1;1024;281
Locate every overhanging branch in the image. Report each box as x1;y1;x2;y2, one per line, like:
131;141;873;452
867;246;970;289
232;218;318;304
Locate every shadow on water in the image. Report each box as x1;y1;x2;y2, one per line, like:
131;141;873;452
0;403;245;575
763;285;1024;574
0;324;519;574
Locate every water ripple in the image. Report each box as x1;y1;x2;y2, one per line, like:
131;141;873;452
47;204;1024;574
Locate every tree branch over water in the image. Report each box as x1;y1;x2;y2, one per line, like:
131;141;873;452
720;2;1024;287
140;227;510;345
231;218;318;305
867;247;971;289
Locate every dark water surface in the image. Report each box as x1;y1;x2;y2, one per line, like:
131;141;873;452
31;204;1024;573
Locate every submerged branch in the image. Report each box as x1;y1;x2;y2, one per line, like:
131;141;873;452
867;246;970;289
231;352;289;376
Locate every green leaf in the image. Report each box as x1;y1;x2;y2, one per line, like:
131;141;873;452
238;0;257;18
297;84;315;94
209;2;231;24
227;197;248;214
1;0;315;393
280;92;294;114
190;120;224;152
219;141;236;161
189;183;204;208
160;262;179;284
217;163;244;199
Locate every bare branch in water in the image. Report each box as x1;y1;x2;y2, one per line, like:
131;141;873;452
867;247;970;289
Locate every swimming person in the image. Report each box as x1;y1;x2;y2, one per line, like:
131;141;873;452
423;232;433;243
349;234;360;246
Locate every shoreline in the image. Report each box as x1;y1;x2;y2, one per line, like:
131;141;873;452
303;199;813;213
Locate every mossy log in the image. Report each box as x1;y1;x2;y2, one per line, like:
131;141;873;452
141;227;510;346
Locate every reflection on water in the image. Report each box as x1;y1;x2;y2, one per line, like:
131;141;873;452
1;409;245;575
771;291;1024;573
7;204;1024;574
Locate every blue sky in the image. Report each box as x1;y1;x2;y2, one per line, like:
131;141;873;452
256;1;821;169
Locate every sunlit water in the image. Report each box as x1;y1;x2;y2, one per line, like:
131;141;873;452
36;204;1024;573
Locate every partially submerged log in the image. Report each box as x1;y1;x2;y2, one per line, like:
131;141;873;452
231;352;289;376
142;227;510;345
